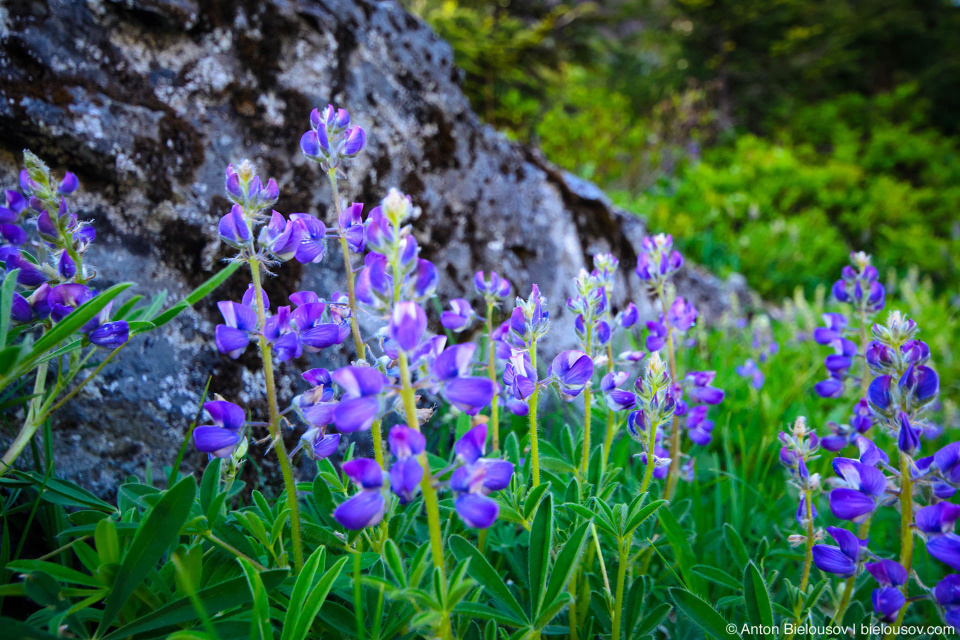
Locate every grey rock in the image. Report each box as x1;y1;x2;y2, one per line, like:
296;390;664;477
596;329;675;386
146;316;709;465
0;0;750;495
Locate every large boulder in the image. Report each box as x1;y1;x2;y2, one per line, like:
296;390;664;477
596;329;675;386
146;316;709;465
0;0;748;493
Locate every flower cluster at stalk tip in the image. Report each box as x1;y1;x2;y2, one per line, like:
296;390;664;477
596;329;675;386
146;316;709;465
801;310;960;627
635;234;724;494
2;152;130;349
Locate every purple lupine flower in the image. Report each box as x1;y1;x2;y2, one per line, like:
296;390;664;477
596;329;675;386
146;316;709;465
898;364;939;407
896;411;921;455
87;317;130;349
812;526;867;577
822;398;873;452
258;211;302;262
603;371;637;412
474;271;511;299
218;205;252;249
300;429;340;460
667;297;698;331
736;359;765;390
440;299;474;332
645;319;668;351
388;426;425;504
389;301;428;352
58;171;79;195
686;371;724;405
339;202;366;253
432;343;495;415
215;300;259;358
617;302;639;329
935;575;960;629
548;350;594;401
502;351;537;416
814;313;848;346
450;424;514;529
916;503;960;538
10;292;32;323
870;585;906;622
6;253;47;287
262;306;303;362
193;400;245;458
342;126;366;157
332;366;389;432
333;458;386;530
290;214;327;264
635;233;683;283
47;284;93;322
796;494;817;524
936;443;960;484
829;458;887;523
929;534;960;571
685;405;715;445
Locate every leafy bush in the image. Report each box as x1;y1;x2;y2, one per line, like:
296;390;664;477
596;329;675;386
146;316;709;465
623;86;960;300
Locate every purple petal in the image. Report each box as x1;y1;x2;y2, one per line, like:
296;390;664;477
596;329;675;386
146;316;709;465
334;396;381;433
204;401;245;431
433;343;477;381
334;490;385;530
389;457;423;503
454;424;487;464
215;325;250;358
443;377;495;415
342;458;384;489
455;493;499;529
829;488;876;523
388;425;426;458
88;321;129;348
389;301;427;352
481;460;514;492
333;366;389;398
929;534;960;571
193;426;241;458
812;545;857;577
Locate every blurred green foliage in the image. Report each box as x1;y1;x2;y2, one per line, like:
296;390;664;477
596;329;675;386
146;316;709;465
621;85;960;298
408;0;960;301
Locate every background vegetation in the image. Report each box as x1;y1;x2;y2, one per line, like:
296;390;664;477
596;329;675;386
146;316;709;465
406;0;960;301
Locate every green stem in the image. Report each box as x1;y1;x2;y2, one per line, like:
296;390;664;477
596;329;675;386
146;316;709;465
529;339;541;486
786;488;816;640
611;535;631;640
663;329;680;500
397;352;452;640
327;169;366;361
249;257;303;572
638;417;659;495
833;518;872;625
1;361;49;475
602;410;618;471
882;453;915;640
485;301;500;451
203;532;268;571
581;384;592;477
370;418;388;542
354;538;365;640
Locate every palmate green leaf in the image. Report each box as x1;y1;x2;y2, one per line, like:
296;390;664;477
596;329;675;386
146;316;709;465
239;558;273;640
533;591;572;629
454;602;527;628
449;535;529;624
800;578;829;617
723;523;750;567
282;546;325;640
693;565;742;591
670;588;741;640
522;482;550;520
0;268;20;347
529;493;553;617
5;559;100;588
658;509;705;595
96;475;197;634
382;539;407;587
102;570;288;639
543;520;590;608
288;556;348;640
635;602;672;637
0;617;60;639
742;562;774;638
625;499;666;536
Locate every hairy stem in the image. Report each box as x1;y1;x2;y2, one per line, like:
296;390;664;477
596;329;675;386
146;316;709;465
883;453;915;640
397;352;452;640
529;339;541;486
327;170;366;361
370;418;388;542
661;293;681;501
611;535;632;640
833;517;872;624
581;385;592;477
485;300;500;450
249;257;303;572
1;361;49;475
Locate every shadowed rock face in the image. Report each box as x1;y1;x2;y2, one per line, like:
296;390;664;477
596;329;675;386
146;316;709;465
0;0;748;494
